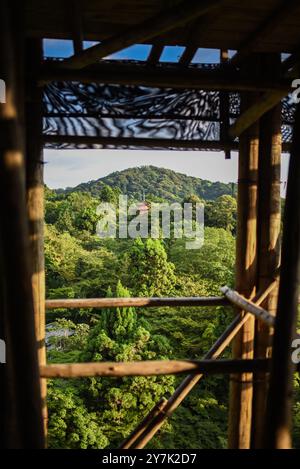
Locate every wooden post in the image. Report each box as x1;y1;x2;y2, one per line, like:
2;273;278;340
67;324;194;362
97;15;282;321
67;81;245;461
118;286;273;449
220;50;231;159
228;55;260;449
264;101;300;448
0;1;44;447
252;53;282;448
25;39;47;436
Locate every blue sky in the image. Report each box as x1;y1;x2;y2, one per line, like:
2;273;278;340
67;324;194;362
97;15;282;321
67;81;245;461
43;40;289;195
43;39;226;63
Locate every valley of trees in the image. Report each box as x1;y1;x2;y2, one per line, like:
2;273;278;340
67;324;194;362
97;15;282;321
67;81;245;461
45;166;300;449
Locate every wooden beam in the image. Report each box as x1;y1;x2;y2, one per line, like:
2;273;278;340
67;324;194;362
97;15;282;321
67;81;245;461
46;296;228;309
228;72;260;449
229;52;299;137
220;287;275;328
0;0;44;448
60;0;226;69
251;53;282;449
69;0;84;54
230;0;300;66
264;101;300;448
147;44;164;65
178;46;198;67
43;135;239;151
220;50;231;159
120;284;275;449
229;90;286;138
42;135;292;153
179;11;222;67
25;38;48;438
39;61;291;93
40;359;274;378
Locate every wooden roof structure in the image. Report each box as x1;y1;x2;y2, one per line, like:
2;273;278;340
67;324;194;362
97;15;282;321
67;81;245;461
25;0;300;54
29;0;300;153
1;0;300;451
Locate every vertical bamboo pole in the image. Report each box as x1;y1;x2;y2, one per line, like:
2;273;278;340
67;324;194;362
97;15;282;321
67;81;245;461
264;101;300;449
25;38;47;436
252;53;282;448
228;55;260;449
0;1;44;447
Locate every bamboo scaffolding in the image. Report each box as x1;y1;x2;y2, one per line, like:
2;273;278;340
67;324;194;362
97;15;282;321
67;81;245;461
46;296;228;310
0;1;44;448
220;287;275;327
122;283;275;449
40;359;274;378
264;100;300;449
252;54;282;448
25;37;48;439
228;69;260;449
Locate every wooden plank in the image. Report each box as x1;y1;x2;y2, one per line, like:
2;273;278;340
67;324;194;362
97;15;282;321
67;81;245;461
40;358;274;378
39;61;292;93
46;296;228;309
264;100;300;448
60;0;227;69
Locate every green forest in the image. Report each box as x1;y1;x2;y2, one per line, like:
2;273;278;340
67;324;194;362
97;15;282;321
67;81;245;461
45;166;300;449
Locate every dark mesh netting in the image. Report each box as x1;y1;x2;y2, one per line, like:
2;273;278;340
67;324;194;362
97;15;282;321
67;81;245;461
42;64;295;150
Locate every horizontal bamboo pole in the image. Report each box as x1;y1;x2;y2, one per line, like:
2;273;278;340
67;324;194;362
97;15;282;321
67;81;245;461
220;286;275;327
130;283;276;448
45;296;228;310
40;359;274;378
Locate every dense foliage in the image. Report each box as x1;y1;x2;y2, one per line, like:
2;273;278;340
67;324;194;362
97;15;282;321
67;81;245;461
45;165;299;449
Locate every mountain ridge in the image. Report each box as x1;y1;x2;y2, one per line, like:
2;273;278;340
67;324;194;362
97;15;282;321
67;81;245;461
56;165;236;202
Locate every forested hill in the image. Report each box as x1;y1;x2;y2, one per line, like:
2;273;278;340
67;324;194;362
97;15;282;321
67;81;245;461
58;166;236;202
